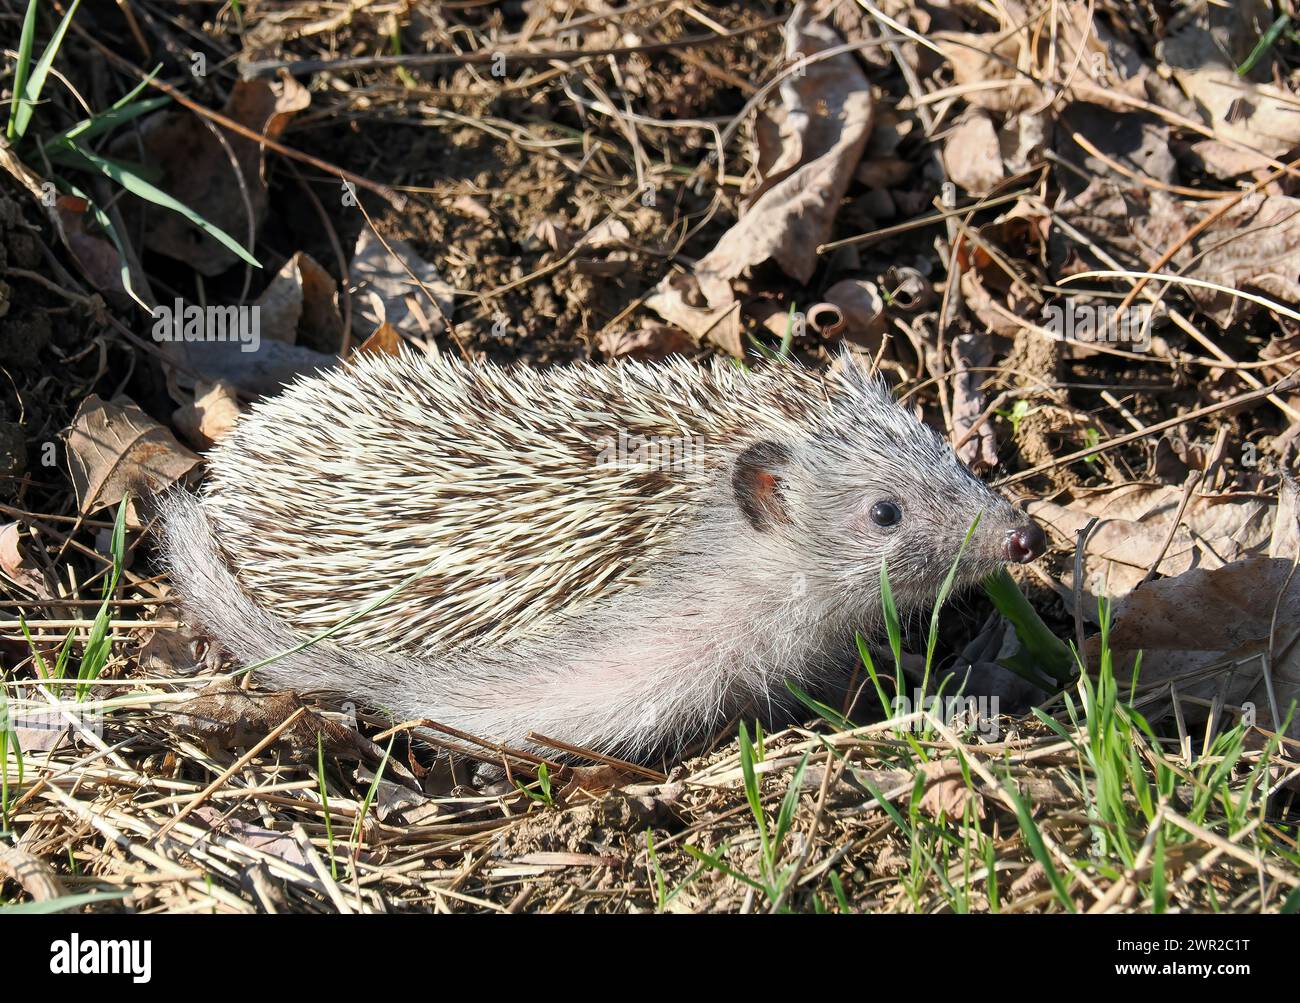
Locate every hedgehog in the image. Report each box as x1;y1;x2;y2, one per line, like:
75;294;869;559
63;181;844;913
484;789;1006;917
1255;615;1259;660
158;349;1045;758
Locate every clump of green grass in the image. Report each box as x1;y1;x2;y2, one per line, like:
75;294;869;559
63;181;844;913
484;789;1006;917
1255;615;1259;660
514;762;556;807
19;495;128;700
682;721;810;911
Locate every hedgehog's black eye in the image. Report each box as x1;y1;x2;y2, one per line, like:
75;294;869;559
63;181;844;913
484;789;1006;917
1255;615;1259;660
869;500;903;527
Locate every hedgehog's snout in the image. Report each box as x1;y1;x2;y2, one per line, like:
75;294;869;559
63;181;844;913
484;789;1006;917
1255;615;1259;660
1003;521;1046;564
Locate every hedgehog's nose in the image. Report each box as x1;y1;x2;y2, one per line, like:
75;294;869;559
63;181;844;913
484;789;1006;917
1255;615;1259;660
1004;522;1046;564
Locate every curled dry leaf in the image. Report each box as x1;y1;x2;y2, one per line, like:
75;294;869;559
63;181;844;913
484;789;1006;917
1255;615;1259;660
1063;181;1300;330
355;321;404;358
0;521;52;598
918;776;981;822
822;278;885;347
65;395;202;521
54;195;131;307
253;250;344;351
645;272;743;356
646;6;872;353
350;228;455;340
135;607;223;677
557;764;634;801
111;75;310;275
192;805;309;867
935;31;1035;114
354;766;432;822
1055;102;1176;198
1183;140;1274;182
172;380;244;451
1000;109;1052;175
1269;475;1300;561
950;331;998;473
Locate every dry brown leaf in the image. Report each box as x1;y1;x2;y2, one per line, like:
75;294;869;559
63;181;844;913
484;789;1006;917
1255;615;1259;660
936;31;1035;113
172;380;244;451
1084;556;1300;737
171;682;416;785
1058;182;1300;328
1029;483;1275;601
1269;475;1300;560
596;323;695;361
646;7;871;351
0;521;51;598
65;395;202;520
254;250;343;350
54;195;132;306
557;764;633;800
951;332;998;473
822;278;885;347
644;273;742;356
1159;24;1300;158
918;768;981;821
355;322;404;357
1056;102;1175;197
943;110;1004;196
135;608;222;677
353;767;433;822
192;805;309;866
1183;139;1274;182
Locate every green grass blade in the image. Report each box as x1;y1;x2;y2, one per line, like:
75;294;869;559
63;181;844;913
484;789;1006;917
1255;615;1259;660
63;181;149;310
1236;13;1291;76
49;95;170;150
920;515;981;698
681;842;768;894
879;558;903;674
76;496;127;699
316;730;338;880
6;0;40;141
738;722;770;864
982;567;1074;685
1007;783;1075;912
348;734;394;877
0;890;129;914
785;679;852;730
772;752;809;856
854;632;894;718
0;674;23;831
54;143;260;267
13;0;83;139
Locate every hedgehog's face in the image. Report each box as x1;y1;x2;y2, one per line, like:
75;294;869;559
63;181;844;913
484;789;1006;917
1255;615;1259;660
731;413;1044;611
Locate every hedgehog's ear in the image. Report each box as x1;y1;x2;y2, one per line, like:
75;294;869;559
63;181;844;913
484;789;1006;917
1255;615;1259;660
732;440;793;531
